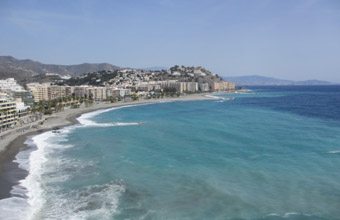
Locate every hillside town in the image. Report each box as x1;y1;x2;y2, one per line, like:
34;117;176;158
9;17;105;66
0;66;235;131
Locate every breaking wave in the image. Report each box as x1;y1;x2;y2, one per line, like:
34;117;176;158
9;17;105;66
328;150;340;154
0;105;144;220
77;105;143;127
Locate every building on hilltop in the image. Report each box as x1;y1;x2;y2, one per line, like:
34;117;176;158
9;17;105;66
0;78;34;107
0;78;25;92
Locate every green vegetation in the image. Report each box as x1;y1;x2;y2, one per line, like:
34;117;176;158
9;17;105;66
31;96;91;115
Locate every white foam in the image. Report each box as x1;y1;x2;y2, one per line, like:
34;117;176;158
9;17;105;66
216;97;235;103
0;197;29;220
51;181;125;220
283;212;299;217
267;213;280;216
328;150;340;154
79;121;141;127
0;135;42;219
0;132;54;220
0;126;81;220
205;95;224;99
0;104;149;219
266;212;311;218
23;132;56;219
77;105;144;127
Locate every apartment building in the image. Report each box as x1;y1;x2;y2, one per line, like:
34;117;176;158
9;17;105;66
160;81;199;93
72;86;88;98
186;82;199;92
0;93;18;129
199;83;210;92
0;78;34;107
31;86;49;102
210;81;235;91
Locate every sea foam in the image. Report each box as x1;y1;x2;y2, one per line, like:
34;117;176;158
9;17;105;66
205;94;224;99
0;131;57;220
77;105;143;127
0;105;141;220
328;150;340;154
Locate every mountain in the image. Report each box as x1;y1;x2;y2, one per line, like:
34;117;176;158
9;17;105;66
0;56;121;82
294;80;336;85
223;75;335;86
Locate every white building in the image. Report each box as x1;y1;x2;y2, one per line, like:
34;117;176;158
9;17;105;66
0;78;25;92
199;83;210;92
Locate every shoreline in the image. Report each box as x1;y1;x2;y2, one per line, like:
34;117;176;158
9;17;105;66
0;92;233;199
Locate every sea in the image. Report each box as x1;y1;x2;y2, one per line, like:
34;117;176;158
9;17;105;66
0;85;340;220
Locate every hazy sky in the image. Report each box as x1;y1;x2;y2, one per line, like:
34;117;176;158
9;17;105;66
1;0;339;82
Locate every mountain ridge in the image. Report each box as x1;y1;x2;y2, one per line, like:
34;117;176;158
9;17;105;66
1;56;336;86
223;75;336;86
0;56;121;81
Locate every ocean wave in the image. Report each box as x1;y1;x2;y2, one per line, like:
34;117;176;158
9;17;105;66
204;94;237;103
23;131;59;219
0;132;54;220
205;95;223;99
266;212;312;218
0;104;146;220
0;197;29;220
79;121;141;127
328;150;340;154
77;105;143;127
0;127;80;220
40;181;125;220
216;97;235;103
264;212;324;219
0;129;116;220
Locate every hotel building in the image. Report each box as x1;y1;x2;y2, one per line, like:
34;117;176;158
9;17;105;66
0;93;18;129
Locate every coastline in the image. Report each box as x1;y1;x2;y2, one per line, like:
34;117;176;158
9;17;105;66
0;92;230;199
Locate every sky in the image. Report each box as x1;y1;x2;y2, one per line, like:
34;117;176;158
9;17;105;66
0;0;340;82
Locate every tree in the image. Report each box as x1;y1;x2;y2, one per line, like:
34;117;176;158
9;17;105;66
131;94;139;101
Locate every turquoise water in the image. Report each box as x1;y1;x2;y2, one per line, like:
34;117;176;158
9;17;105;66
2;86;340;220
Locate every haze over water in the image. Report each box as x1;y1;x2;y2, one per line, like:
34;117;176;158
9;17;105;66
1;86;340;220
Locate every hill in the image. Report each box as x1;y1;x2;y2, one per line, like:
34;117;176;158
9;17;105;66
0;56;121;82
223;75;335;86
60;66;225;87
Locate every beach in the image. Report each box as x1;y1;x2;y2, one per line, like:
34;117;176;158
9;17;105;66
0;93;225;199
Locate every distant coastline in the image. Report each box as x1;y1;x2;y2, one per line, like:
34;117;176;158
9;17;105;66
223;75;337;86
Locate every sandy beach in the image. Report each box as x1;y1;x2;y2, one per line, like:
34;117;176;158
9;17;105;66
0;93;229;199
